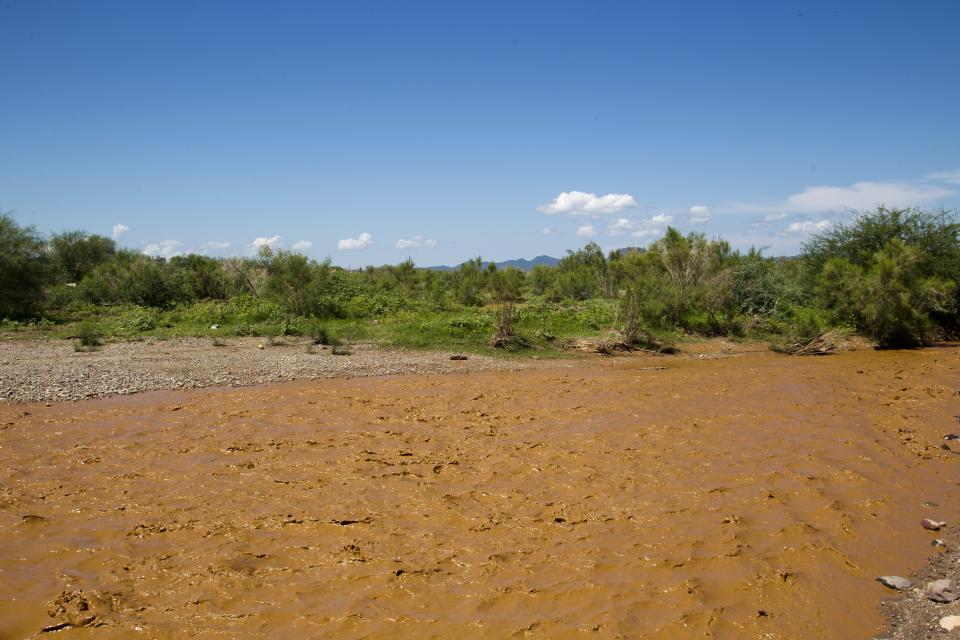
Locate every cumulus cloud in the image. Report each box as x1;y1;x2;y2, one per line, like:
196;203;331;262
142;240;183;259
785;220;832;234
338;232;373;250
538;191;639;216
576;224;597;238
689;206;710;224
291;240;312;251
635;215;671;238
395;235;437;249
243;235;283;255
764;212;789;221
202;241;231;250
542;228;553;235
252;235;282;249
650;213;674;225
783;181;952;214
606;213;673;240
112;224;129;240
608;218;634;236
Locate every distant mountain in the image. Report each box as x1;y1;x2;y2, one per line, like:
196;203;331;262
427;255;560;272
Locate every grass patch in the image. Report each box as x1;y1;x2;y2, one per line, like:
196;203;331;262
10;298;630;358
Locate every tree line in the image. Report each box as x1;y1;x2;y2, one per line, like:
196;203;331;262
1;206;957;348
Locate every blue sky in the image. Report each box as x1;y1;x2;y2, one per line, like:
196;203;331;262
2;0;958;267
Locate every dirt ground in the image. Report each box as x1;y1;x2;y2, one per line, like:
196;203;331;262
0;343;958;639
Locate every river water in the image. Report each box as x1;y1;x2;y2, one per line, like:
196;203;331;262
1;345;957;638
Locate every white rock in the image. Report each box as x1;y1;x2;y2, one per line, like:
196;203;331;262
940;615;960;631
877;576;912;590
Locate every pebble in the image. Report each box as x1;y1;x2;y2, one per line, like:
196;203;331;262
941;615;960;631
877;576;912;590
922;518;947;531
928;579;960;603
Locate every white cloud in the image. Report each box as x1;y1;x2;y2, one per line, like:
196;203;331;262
291;240;312;251
112;224;129;240
576;224;597;238
252;235;282;249
395;235;437;249
542;228;553;235
650;213;674;225
338;232;373;250
142;240;183;259
764;212;789;221
608;213;674;240
202;241;231;250
784;181;952;213
245;235;283;256
631;228;664;239
926;169;960;185
689;206;710;224
538;191;639;216
785;219;832;234
608;218;634;236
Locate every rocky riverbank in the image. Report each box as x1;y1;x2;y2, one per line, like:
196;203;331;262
880;524;960;639
0;337;557;403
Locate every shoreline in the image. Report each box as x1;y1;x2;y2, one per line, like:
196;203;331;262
0;336;563;404
0;334;763;404
880;526;960;639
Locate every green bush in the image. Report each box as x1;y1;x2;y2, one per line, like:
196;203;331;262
49;230;116;283
75;319;102;347
0;214;52;319
306;320;341;346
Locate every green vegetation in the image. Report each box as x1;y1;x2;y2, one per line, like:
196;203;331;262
0;207;957;352
73;319;102;350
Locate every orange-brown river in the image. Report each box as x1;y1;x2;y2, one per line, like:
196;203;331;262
1;345;958;639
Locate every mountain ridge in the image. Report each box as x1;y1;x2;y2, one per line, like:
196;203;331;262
426;254;560;272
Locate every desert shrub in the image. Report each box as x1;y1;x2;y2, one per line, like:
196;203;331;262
79;252;182;308
860;239;954;347
75;319;102;347
572;298;616;329
120;306;161;332
528;265;556;296
490;301;526;348
730;252;780;315
454;258;486;306
788;307;828;342
49;230;116;283
813;238;955;347
306;319;341;346
169;254;229;300
804;206;960;331
0;214;52;319
553;242;610;299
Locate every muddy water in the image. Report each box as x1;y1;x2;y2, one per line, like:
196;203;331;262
0;346;958;639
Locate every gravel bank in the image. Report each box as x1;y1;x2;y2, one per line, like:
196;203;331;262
880;527;960;639
0;337;561;403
